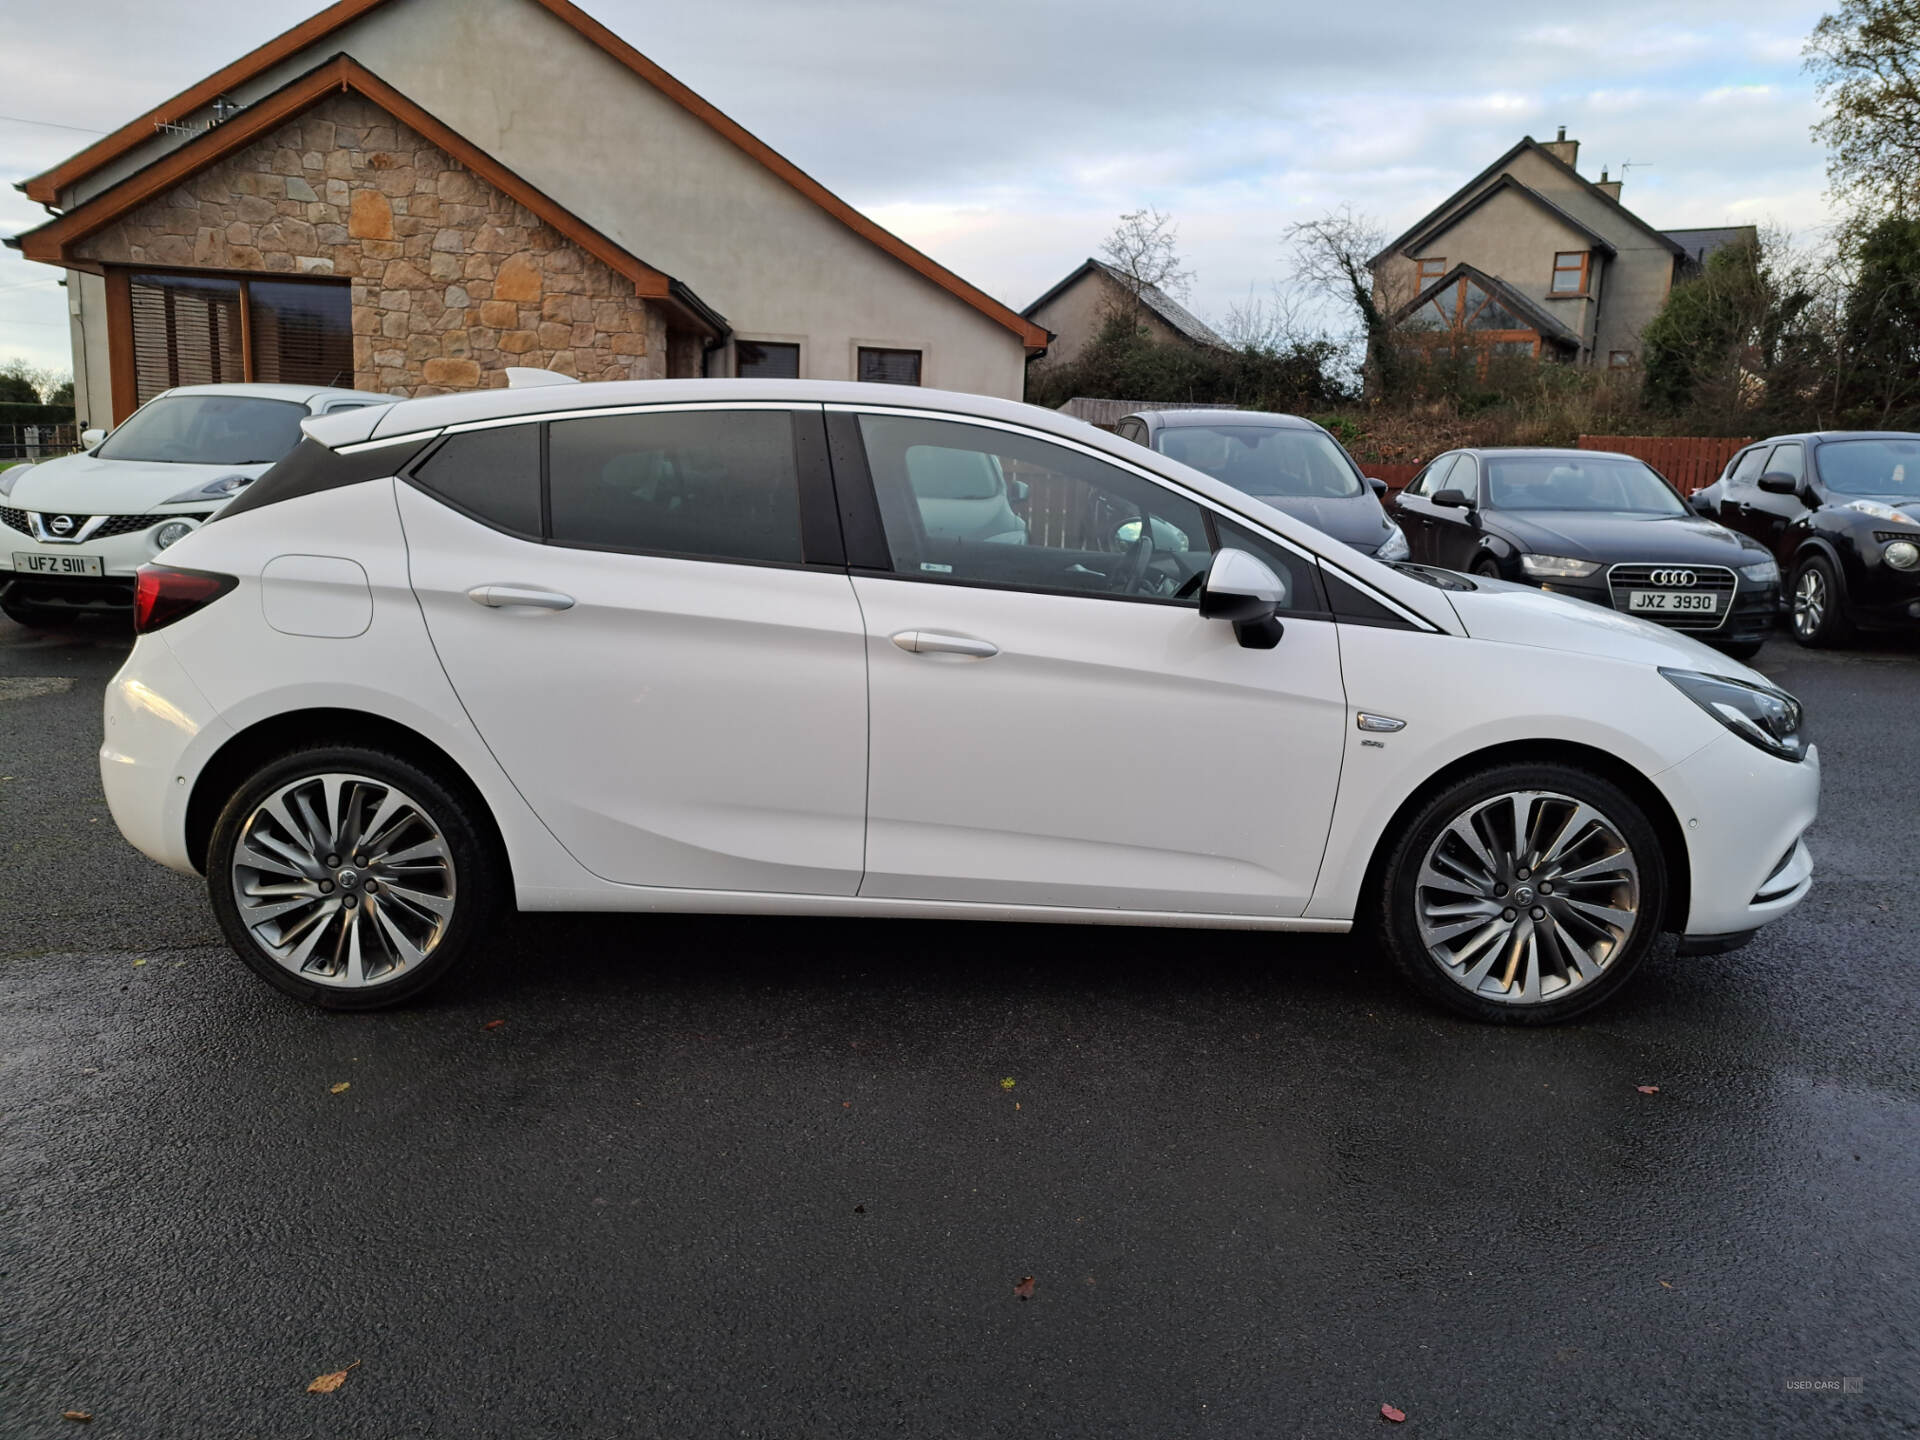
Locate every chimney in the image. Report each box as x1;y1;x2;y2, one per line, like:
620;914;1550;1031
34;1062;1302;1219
1594;166;1622;202
1541;125;1579;170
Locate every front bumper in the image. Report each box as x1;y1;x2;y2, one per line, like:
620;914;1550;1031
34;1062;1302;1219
1654;732;1819;939
1529;574;1778;644
0;508;212;608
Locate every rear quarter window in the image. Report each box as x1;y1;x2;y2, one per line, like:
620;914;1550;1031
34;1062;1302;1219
410;425;543;537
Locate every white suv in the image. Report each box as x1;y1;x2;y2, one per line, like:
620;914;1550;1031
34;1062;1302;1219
0;382;391;625
98;380;1818;1023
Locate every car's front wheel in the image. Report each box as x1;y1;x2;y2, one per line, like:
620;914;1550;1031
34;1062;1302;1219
207;746;501;1009
1790;554;1852;648
1377;763;1668;1024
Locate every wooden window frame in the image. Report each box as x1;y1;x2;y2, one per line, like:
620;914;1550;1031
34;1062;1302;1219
1416;257;1447;289
107;264;351;418
1551;251;1590;295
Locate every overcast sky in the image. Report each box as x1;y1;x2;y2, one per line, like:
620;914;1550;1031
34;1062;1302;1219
0;0;1835;377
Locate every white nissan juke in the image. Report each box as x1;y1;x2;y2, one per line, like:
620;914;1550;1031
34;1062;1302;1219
98;380;1818;1023
1;382;392;626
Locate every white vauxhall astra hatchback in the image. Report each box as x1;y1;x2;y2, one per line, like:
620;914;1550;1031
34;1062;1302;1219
0;382;391;626
98;380;1819;1023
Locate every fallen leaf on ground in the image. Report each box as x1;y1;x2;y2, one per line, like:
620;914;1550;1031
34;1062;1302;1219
329;1082;351;1095
1659;1280;1673;1289
306;1361;360;1394
131;958;147;968
1636;1085;1660;1095
1381;1402;1407;1423
1000;1077;1016;1091
61;1411;92;1423
1014;1276;1035;1300
482;1019;505;1030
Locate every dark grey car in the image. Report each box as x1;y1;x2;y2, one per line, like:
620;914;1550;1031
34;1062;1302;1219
1115;409;1409;559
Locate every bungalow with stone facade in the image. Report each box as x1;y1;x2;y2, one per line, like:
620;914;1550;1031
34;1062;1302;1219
9;0;1049;430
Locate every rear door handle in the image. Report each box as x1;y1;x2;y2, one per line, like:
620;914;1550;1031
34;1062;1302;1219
890;630;999;658
468;584;575;611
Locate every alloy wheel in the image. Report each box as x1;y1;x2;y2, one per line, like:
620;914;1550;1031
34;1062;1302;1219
1413;789;1640;1006
1793;566;1825;639
230;772;457;988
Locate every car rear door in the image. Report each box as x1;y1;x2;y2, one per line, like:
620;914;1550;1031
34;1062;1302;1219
832;406;1349;916
1713;444;1771;538
396;404;869;895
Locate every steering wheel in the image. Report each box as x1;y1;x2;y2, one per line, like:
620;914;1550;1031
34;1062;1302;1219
1110;525;1157;595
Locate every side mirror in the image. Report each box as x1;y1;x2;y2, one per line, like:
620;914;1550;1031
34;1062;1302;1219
1007;478;1030;504
81;428;105;448
1365;476;1389;497
1199;547;1285;649
1431;488;1473;510
1756;472;1799;495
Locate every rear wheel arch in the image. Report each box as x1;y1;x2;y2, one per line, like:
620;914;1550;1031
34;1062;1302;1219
1358;739;1690;935
185;708;509;883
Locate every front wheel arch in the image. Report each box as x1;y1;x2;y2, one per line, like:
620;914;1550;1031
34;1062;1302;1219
185;708;510;886
1357;739;1690;936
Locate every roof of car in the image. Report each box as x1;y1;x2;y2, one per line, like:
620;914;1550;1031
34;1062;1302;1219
160;382;397;407
1752;431;1920;444
1133;409;1319;430
1456;447;1634;460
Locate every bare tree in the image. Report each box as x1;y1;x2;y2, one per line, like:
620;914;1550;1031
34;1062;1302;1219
1100;208;1195;323
1284;206;1414;397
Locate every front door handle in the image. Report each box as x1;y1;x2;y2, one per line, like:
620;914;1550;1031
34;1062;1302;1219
890;630;999;658
468;584;575;611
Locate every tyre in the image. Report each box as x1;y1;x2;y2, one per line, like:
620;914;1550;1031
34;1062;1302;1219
1789;554;1852;648
1472;558;1503;579
207;745;501;1009
1712;638;1766;661
1376;763;1668;1024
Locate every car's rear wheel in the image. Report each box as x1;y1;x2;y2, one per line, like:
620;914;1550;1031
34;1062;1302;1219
1790;555;1852;648
207;746;500;1009
1377;763;1667;1024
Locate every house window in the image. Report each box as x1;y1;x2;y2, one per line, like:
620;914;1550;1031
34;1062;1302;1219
1416;257;1447;289
1551;252;1589;294
127;271;352;405
736;340;799;378
858;347;922;386
1608;350;1633;368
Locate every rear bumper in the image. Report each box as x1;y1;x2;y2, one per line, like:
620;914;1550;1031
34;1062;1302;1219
1654;734;1819;939
100;636;232;875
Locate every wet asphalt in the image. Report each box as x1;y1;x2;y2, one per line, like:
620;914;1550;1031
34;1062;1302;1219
1;615;1917;1439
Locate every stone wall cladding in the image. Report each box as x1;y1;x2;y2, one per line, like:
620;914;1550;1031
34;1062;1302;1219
74;93;667;396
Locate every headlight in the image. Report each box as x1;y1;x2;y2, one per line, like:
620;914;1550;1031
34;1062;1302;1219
1844;498;1920;525
152;520;195;550
1885;540;1920;571
1520;553;1600;579
1739;554;1780;584
0;462;27;499
162;473;253;506
1374;525;1410;562
1661;667;1807;762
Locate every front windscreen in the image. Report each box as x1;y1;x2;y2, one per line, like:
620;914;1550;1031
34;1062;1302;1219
96;395;309;465
1815;438;1920;496
1157;425;1364;499
1483;455;1685;515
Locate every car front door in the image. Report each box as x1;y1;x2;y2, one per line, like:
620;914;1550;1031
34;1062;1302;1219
837;407;1349;916
1744;442;1809;553
1713;444;1771;538
397;404;870;894
1392;453;1456;563
1425;454;1485;569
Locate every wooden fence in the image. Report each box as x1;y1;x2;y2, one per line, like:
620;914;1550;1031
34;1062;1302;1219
1349;437;1753;495
1575;435;1751;494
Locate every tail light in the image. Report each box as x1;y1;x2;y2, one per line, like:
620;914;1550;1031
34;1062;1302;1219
133;565;236;634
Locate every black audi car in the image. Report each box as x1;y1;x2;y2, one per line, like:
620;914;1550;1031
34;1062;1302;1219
1115;409;1410;558
1690;431;1920;647
1390;447;1780;658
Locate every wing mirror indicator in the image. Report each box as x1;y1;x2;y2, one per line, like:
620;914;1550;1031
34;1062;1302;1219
1199;547;1286;650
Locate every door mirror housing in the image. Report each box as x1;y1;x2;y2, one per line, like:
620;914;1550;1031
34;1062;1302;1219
1199;547;1286;649
1757;471;1799;495
1431;488;1473;510
81;428;105;449
1689;489;1717;516
1365;476;1389;497
1007;478;1030;504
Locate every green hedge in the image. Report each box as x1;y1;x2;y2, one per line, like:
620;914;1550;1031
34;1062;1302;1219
0;402;76;426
